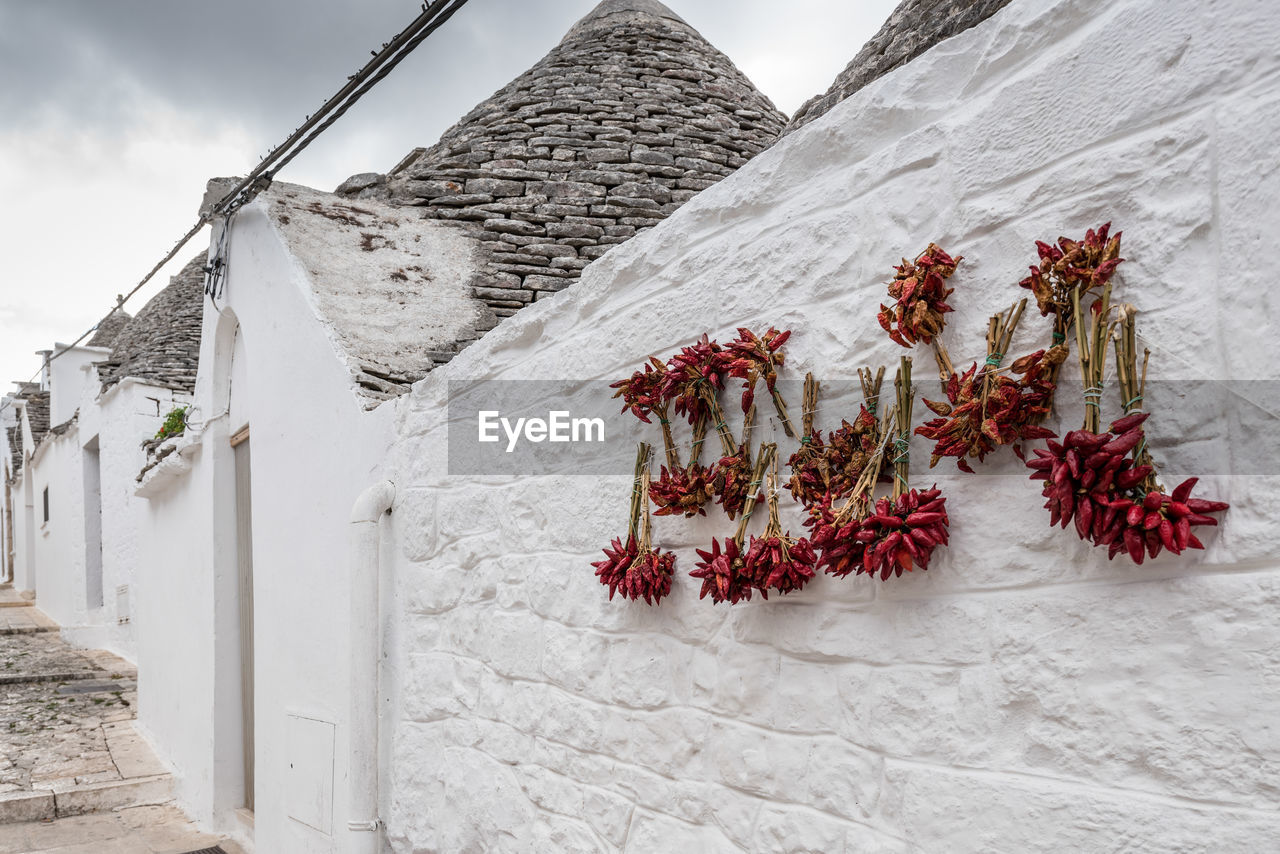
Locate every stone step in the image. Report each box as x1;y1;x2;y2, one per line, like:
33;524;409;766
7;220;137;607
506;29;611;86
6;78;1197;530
0;670;105;686
0;625;57;636
0;774;174;824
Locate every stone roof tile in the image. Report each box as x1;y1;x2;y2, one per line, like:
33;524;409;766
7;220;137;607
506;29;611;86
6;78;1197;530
97;256;205;393
24;391;49;445
346;0;785;321
86;310;132;349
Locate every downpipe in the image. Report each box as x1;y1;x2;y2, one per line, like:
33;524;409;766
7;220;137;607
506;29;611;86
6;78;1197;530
348;480;395;854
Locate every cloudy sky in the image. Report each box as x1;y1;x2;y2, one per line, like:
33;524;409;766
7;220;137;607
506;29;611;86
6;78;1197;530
0;0;898;387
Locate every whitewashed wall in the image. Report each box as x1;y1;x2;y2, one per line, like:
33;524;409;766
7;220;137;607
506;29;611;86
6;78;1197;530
384;0;1280;850
71;378;189;661
134;204;399;852
26;425;85;627
25;345;106;629
9;410;36;595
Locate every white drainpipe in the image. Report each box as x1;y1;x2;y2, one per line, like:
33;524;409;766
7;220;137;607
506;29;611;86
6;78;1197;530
348;480;395;854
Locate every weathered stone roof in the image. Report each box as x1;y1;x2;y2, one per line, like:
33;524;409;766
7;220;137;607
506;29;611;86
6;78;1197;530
4;385;41;481
97;256;205;393
785;0;1013;133
5;425;20;479
348;0;785;320
24;391;49;445
86;310;132;349
263;183;496;404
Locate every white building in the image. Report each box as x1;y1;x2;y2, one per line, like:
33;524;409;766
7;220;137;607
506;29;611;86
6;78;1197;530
2;262;200;661
10;0;1280;851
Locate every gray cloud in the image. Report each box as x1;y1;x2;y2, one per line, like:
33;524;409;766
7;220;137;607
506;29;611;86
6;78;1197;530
0;0;899;385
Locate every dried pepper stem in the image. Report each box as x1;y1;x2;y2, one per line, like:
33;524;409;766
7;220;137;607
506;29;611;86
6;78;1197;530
859;365;886;417
688;415;709;467
770;387;796;439
762;458;784;539
835;404;895;523
635;468;654;552
1072;281;1114;434
931;339;955;386
1113;304;1160;493
655;402;681;470
892;357;914;500
980;298;1027;412
801;372;819;436
628;442;651;542
699;382;738;456
732;442;776;545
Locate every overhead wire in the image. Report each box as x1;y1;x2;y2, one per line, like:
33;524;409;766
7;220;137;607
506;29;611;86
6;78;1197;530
1;0;471;415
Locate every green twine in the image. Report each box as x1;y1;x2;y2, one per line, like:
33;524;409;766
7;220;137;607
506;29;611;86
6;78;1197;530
1052;331;1066;344
1124;395;1144;411
892;435;910;487
800;436;812;445
1083;385;1103;411
984;352;1003;368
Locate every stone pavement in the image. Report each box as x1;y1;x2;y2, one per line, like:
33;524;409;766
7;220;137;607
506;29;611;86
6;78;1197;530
0;585;245;852
0;804;245;853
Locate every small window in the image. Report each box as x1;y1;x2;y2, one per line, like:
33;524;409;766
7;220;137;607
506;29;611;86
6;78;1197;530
42;486;49;523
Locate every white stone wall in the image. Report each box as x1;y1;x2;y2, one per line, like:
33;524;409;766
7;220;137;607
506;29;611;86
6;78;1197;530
69;379;189;661
384;0;1280;850
26;425;86;629
133;205;401;851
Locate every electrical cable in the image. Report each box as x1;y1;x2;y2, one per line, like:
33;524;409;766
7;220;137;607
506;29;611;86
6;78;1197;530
1;0;471;415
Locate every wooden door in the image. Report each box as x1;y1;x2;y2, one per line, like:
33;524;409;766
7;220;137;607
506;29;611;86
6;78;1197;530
233;433;255;811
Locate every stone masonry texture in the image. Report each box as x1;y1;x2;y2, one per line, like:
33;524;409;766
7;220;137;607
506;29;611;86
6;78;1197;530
347;0;785;323
382;0;1280;849
85;311;132;350
786;0;1014;134
97;255;205;395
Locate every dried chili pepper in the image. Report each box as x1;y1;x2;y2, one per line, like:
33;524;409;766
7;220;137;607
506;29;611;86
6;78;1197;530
690;445;775;604
742;456;817;596
593;445;675;604
878;244;961;347
786;372;829;508
858;487;950;579
856;358;952;578
724;327;795;437
611;355;682;468
711;405;758;519
650;463;716;518
659;334;731;427
689;536;752;604
1021;223;1123;330
823;406;882;497
806;494;872;579
609;356;668;424
917;352;1061;471
789;367;886;509
1025;293;1228;563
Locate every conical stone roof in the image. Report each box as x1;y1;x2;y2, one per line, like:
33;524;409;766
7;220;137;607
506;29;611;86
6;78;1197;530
87;310;132;349
97;255;205;393
365;0;786;317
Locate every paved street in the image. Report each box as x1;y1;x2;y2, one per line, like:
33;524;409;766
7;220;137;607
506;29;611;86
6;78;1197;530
0;804;244;853
0;585;244;852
